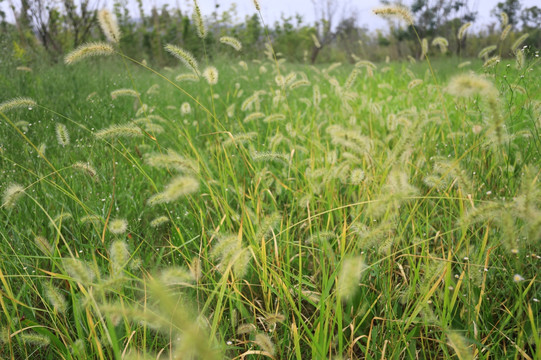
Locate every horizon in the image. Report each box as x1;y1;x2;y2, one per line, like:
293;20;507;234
1;0;539;33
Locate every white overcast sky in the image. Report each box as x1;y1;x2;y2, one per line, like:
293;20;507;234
2;0;540;31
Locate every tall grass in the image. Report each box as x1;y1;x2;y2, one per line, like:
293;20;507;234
0;5;540;360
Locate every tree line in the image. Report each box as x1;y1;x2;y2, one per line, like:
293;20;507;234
1;0;540;67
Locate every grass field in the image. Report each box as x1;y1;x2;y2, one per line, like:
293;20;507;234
0;20;540;359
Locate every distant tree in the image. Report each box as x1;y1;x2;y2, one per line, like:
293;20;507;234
409;0;476;37
491;0;522;27
62;0;98;48
520;6;541;29
309;0;340;63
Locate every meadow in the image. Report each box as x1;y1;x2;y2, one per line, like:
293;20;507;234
0;7;540;359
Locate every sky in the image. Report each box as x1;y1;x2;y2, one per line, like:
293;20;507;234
2;0;540;31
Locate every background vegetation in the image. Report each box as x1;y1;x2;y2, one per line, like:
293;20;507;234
1;0;541;66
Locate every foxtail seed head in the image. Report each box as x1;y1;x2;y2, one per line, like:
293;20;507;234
165;44;200;75
254;333;275;356
202;66;218;85
421;38;428;58
219;36;242;51
63;258;95;285
55;123;70;146
511;33;529;53
176;73;199;82
150;215;169;227
432;37;449;53
35;236;53;255
110;240;130;273
98;9;121;43
64;42;115;64
148;176;199;206
111;89;139;99
94;124;143;139
192;0;206;39
108;218;128;234
0;97;36;113
44;283;67;313
72;162;97;179
2;183;25;209
446;73;497;98
457;22;472;41
501;12;509;27
373;5;414;25
501;24;512;41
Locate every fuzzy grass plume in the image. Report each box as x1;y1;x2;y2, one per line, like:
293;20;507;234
64;42;115;64
373;5;414;25
202;66;218;85
150;215;169;227
176;73;199;82
192;0;206;39
0;97;36;113
165;44;200;75
108;218;128;234
219;36;242;51
55;123;70;146
337;257;366;300
98;9;121;43
148;176;199;206
94;124;143;139
111;89;139;99
446;73;497;98
432;37;449;53
511;33;529;53
72;162;98;179
458;22;472;40
43;283;67;313
2;183;25;209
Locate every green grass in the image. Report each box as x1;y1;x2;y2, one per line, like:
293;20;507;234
0;38;540;359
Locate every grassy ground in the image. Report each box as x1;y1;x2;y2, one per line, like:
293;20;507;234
0;37;540;359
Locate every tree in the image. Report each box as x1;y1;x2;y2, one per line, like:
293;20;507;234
410;0;476;37
63;0;98;48
309;0;340;63
520;6;541;29
491;0;522;27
